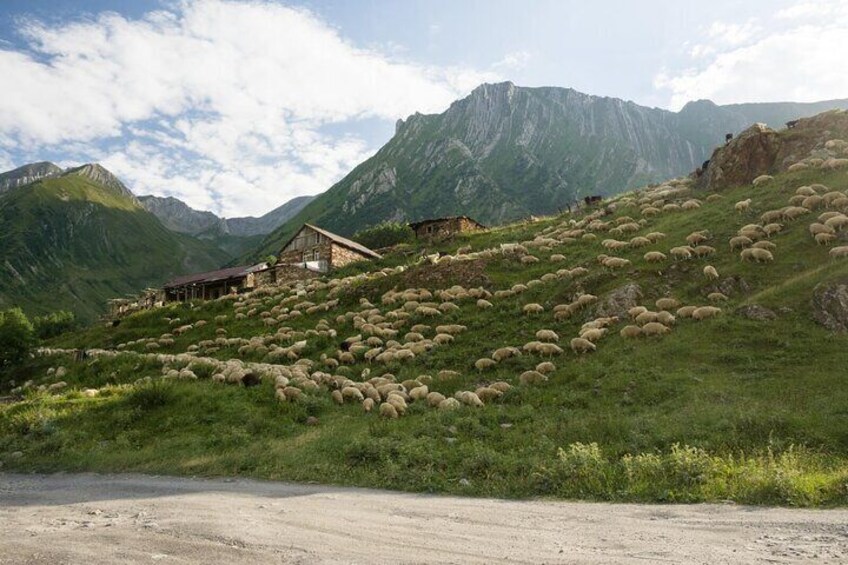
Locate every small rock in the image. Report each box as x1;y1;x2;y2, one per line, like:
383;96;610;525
735;305;777;321
459;478;470;486
55;367;67;379
500;423;513;429
595;283;642;319
10;451;23;459
305;416;319;426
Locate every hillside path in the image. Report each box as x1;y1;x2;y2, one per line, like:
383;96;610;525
1;473;847;564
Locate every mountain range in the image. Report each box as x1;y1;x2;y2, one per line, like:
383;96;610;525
3;81;848;319
249;82;848;260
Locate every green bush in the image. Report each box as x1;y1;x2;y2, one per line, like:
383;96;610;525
0;308;35;372
353;221;414;250
33;311;77;340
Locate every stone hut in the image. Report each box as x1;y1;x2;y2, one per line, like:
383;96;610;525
163;263;267;302
277;223;381;274
409;216;486;239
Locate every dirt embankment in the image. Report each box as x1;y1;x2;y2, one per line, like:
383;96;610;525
2;473;848;564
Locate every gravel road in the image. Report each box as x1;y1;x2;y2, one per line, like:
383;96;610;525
1;472;847;564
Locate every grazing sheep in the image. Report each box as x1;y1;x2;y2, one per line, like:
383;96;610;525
409;385;429;401
536;329;560;342
752;175;773;186
476;387;503;403
816;233;837;245
645;232;667;242
570;337;596;354
438;397;461;410
427;391;447;407
619;325;643;338
735;199;752;213
492;347;520;362
342;386;365;403
641;322;671;336
635;311;659;325
704;265;719;280
676;305;697;318
729;236;753;250
603;257;631;269
830;246;848;259
477;299;493;309
741;248;774;263
523;303;544;315
809;222;835;237
670;246;693;260
692;306;722;320
644;251;667;263
580;328;607;342
708;292;728;303
656;311;676;326
380;402;399;419
475;358;497;371
628;306;648;319
705;194;723;203
456;391;484;407
686;231;709;246
752;240;777;251
362;398;375;412
536;361;556;374
655;298;679;311
520;370;549;385
331;390;344;405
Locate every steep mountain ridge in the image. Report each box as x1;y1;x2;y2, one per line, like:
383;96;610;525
250;82;848;260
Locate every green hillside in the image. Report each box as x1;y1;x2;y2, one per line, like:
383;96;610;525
0;171;230;321
3;146;848;505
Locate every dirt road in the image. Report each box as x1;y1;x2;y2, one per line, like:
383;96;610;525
1;473;847;564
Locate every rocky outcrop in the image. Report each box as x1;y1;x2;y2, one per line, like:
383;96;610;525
595;283;643;319
811;280;848;332
700;124;781;190
65;164;137;200
0;162;62;195
735;305;777;321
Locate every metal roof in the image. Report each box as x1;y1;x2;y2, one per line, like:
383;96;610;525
163;263;266;289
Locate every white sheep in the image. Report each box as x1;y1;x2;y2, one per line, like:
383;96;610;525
704;265;719;280
519;370;548;385
535;329;559;342
570;337;596;354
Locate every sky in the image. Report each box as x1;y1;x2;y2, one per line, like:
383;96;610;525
0;0;847;218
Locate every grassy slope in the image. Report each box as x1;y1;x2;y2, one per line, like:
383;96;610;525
0;176;230;321
2;167;848;505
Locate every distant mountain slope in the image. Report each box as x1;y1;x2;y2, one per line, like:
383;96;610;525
139;194;314;237
0;166;229;321
0;161;62;194
250;82;848;260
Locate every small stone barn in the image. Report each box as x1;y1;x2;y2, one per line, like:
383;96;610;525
409;216;486;239
163;263;267;302
278;223;381;273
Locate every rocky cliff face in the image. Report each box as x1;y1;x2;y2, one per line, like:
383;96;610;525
252;83;848;260
64;163;137;201
701;109;848;190
0;161;62;194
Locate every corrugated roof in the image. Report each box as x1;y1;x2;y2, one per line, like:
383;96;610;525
163;263;266;289
409;216;486;230
282;223;381;259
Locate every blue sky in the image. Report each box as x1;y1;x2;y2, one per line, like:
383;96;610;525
1;0;846;217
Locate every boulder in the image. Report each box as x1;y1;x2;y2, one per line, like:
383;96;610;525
595;283;643;319
811;281;848;332
735;305;777;321
702;124;780;191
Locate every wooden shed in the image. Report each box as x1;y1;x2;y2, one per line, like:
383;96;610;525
163;263;267;302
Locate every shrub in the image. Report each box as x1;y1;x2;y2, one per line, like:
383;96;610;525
126;380;174;411
353;221;414;250
0;308;35;372
33;311;77;340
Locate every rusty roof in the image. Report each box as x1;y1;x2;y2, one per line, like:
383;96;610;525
163;263;266;289
282;223;381;259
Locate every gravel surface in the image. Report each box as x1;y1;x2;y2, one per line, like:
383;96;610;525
1;472;847;564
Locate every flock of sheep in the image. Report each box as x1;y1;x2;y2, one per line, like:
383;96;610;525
29;139;848;419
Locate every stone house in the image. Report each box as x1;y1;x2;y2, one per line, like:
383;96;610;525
162;263;267;302
277;223;381;274
409;216;486;239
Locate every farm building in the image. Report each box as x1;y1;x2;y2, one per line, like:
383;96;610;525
163;263;267;302
277;223;381;274
409;216;485;239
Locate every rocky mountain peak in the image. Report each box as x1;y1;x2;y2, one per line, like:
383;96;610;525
64;163;136;200
0;161;62;194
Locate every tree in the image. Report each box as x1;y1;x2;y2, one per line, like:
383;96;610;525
33;310;77;339
0;308;35;371
353;222;415;250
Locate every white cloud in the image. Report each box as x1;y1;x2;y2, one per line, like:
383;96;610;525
0;0;499;216
655;1;848;110
492;50;531;71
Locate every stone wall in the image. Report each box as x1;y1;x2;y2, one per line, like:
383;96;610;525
330;243;370;269
413;217;484;239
